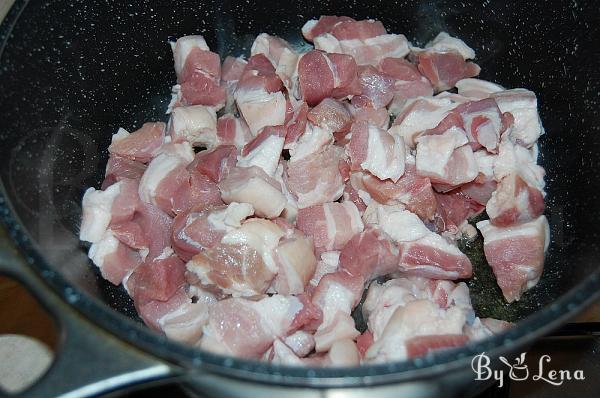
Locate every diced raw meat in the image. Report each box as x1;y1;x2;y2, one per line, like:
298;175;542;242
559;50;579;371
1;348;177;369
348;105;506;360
491;89;544;148
276;49;301;99
423;32;476;60
307;98;352;133
222;56;247;82
301;16;356;42
218;166;287;218
345;103;390;130
88;230;142;285
405;334;469;358
397;233;473;280
170;171;223;215
283;330;316;358
178;73;227;110
338;226;399;282
310;251;341;288
132;202;174;261
297;50;360;106
456;78;504;99
388;96;458;148
187;145;238;183
452;98;510;153
110;221;148;250
378;57;434;113
272;232;318;295
434;190;484;234
251;33;294;67
235;88;286;135
347;121;405;182
172;203;253;261
296;202;364;252
168;105;217;147
127;248;186;304
216;114;253;149
238;125;286;176
102;155;147;190
138;142;195;215
352;65;395;109
362;204;430;243
108;123;165;163
417;50;481;92
486;173;545;227
170;35;212;82
459;150;497;205
342;179;368;214
200;295;307;358
80;179;140;243
416;127;478;188
476;216;549;302
330;19;387;40
273;161;300;223
494;140;545;192
361;163;437;221
288;122;333;161
287;145;345;208
284;101;309;147
238;53;285;93
311;271;364;351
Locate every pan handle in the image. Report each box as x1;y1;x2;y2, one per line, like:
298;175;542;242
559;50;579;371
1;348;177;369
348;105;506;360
0;225;181;397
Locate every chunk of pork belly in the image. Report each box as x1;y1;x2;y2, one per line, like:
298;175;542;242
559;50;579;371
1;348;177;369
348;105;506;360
272;232;318;295
200;295;313;358
168;105;217;147
378;57;434;113
172;203;254;261
456;78;504;99
88;230;142;285
476;216;549;302
187;145;238;183
486;173;545;227
416;49;480;92
284;101;309;148
216;114;253;149
347;121;405;182
108;123;165;163
296;202;364;252
238;125;286;176
127;248;186;304
310;251;341;288
287;145;345;209
301;16;356;42
218;166;287;218
250;33;294;67
491;89;544;148
307;98;352;134
102;155;146;190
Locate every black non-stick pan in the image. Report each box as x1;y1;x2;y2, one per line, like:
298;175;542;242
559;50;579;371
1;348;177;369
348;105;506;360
0;0;599;397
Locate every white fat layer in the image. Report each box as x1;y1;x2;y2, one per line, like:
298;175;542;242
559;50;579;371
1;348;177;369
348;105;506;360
289;123;333;161
314;33;342;53
492;89;543;147
362;126;405;182
221;176;286;218
221;219;285;272
155;247;175;261
375;206;431;242
79;182;123;243
235;88;286;135
415;127;468;177
476;215;549;251
494;140;545;190
323;203;338;251
473;150;496;177
252;295;303;336
88;230;119;270
310;251;340;287
456;78;504;99
318;282;355;326
171;105;217;147
207;202;254;232
426;32;476;60
237;135;285;176
172;35;209;77
111;127;130;143
345;202;365;234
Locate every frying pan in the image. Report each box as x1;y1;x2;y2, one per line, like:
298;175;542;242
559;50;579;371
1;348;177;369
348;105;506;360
0;0;599;397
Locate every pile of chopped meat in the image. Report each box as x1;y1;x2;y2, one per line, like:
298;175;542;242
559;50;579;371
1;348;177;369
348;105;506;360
79;16;548;366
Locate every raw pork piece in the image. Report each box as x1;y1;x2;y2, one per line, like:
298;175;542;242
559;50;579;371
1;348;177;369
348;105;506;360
269;338;361;367
351;65;395;109
186;218;284;296
301;16;356;42
171;35;227;110
170;170;223;215
168;105;217;147
235;54;286;134
486;173;545;227
200;294;318;358
131;202;174;261
138;142;195;215
310;251;341;288
307;98;352;134
378;57;434;113
296;202;364;252
271;231;318;295
345;102;390;130
361;162;438;221
388;96;458;147
237;125;287;176
250;33;294;67
187;145;238;183
171;203;254;261
311;271;364;352
458;150;498;205
218;166;287;218
297;50;361;106
456;78;504;99
102;155;147;190
433;190;484;235
491;89;544;148
284;101;309;148
363;277;474;362
493;139;545;192
221;56;248;112
88;229;142;285
136;286;217;344
476;216;550;302
108;123;165;163
216;114;253;149
452;98;511;153
127;248;186;304
347;121;405;182
80;178;140;243
287;145;345;209
415;127;478;188
422;32;476;60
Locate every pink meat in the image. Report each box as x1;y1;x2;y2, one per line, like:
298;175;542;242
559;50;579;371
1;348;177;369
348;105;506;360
301;16;356;41
221;56;247;82
88;231;142;285
434;190;485;234
110;221;148;250
307;98;352;133
342;180;367;213
397;234;473;280
352;65;395;109
477;216;549;302
486;174;545;227
356;330;374;358
216;114;253;148
296;202;364;252
330;19;387;40
109;178;141;224
287;145;345;208
188;145;238;183
179;47;221;84
237;54;284;94
108;122;165;163
179;72;227;110
128;252;186;304
272;235;318;295
285;101;309;146
251;33;294;66
338;227;399;282
170;170;223;215
453;98;509;153
171;205;226;261
362;165;437;221
417;50;481;92
405;334;469;358
132;203;174;261
345;102;390;130
102;155;147;190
